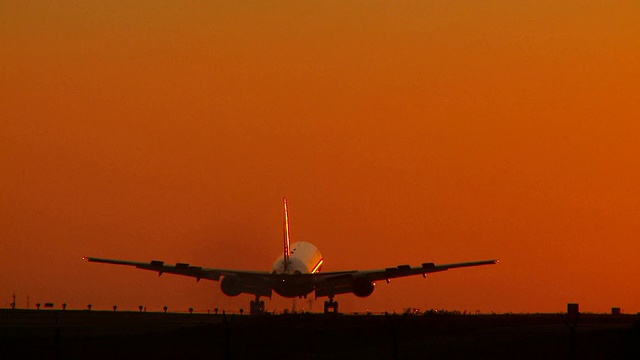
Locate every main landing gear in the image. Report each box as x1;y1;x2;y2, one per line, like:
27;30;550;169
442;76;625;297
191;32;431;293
249;296;265;315
323;296;338;314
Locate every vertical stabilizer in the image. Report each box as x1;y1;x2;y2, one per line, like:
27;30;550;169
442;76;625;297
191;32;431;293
283;197;291;271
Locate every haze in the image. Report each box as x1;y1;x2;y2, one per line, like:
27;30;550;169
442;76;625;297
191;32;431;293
2;1;639;314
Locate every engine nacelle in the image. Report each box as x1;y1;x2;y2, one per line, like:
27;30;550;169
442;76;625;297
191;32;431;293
352;279;375;298
220;276;242;297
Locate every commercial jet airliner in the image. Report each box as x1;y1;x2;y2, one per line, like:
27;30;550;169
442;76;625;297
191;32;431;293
85;198;497;314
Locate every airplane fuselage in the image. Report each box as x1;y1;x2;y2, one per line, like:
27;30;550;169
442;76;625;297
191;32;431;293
270;241;323;297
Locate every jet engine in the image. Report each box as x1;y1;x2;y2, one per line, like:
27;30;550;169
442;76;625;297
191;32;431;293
220;276;242;297
352;278;375;298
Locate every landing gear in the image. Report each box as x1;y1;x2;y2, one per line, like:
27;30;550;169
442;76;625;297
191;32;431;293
249;296;265;315
323;296;339;314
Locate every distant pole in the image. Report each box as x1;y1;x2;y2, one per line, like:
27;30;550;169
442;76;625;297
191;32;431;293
385;312;399;360
163;306;168;313
561;305;580;360
223;310;230;359
11;292;16;310
54;311;61;360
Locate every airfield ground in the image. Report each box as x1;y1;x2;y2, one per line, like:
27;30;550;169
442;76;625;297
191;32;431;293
1;309;638;359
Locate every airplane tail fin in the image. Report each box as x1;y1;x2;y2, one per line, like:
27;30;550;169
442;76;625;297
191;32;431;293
283;197;291;270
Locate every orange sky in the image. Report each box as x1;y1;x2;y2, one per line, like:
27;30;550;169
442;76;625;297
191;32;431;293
2;1;639;314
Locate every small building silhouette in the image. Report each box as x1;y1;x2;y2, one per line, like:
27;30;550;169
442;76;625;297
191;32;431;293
567;303;579;315
611;307;621;315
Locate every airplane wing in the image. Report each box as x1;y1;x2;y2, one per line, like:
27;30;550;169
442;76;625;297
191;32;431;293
359;259;499;282
83;257;272;282
84;256;497;299
312;259;498;297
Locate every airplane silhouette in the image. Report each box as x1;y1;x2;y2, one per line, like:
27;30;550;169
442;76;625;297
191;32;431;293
85;198;497;314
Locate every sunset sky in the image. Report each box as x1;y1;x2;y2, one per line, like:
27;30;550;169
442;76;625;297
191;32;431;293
2;1;639;314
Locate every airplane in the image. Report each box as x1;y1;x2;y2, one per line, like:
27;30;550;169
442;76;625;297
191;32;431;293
84;198;498;314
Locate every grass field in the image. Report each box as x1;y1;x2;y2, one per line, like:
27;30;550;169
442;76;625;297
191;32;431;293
1;309;638;359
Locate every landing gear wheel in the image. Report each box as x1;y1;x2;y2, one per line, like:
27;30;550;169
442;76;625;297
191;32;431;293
250;297;265;315
323;297;339;314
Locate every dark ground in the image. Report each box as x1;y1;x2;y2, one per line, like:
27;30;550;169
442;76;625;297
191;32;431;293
1;309;638;359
